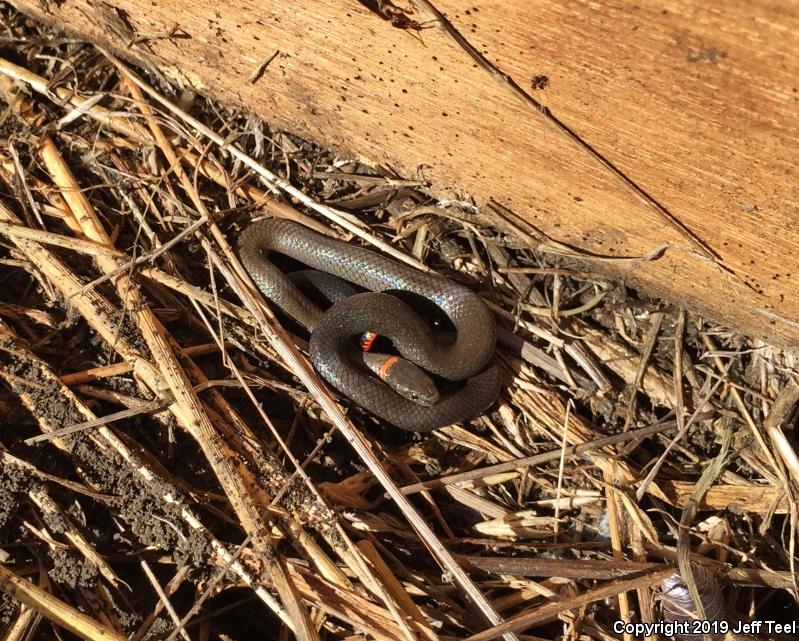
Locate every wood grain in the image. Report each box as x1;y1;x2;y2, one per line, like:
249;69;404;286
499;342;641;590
10;0;799;347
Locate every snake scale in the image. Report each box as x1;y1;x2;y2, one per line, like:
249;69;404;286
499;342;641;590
238;218;501;432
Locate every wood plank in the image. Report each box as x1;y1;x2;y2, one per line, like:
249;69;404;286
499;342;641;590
10;0;799;348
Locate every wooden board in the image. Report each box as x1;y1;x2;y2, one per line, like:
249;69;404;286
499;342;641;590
11;0;799;348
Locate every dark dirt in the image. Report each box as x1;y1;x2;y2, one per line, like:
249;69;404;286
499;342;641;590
0;338;216;589
0;592;15;628
47;548;99;588
0;464;27;534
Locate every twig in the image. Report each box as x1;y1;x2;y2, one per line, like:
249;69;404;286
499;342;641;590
402;414;705;495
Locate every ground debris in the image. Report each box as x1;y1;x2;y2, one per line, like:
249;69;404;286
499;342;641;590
0;5;797;641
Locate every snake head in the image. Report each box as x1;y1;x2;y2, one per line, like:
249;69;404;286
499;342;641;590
361;352;441;406
386;359;441;406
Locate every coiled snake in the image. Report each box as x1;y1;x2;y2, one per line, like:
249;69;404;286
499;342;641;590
239;218;501;432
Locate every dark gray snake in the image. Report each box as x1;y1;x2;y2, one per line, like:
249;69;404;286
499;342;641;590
238;218;501;432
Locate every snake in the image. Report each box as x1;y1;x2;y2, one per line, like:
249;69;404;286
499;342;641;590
238;218;501;432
